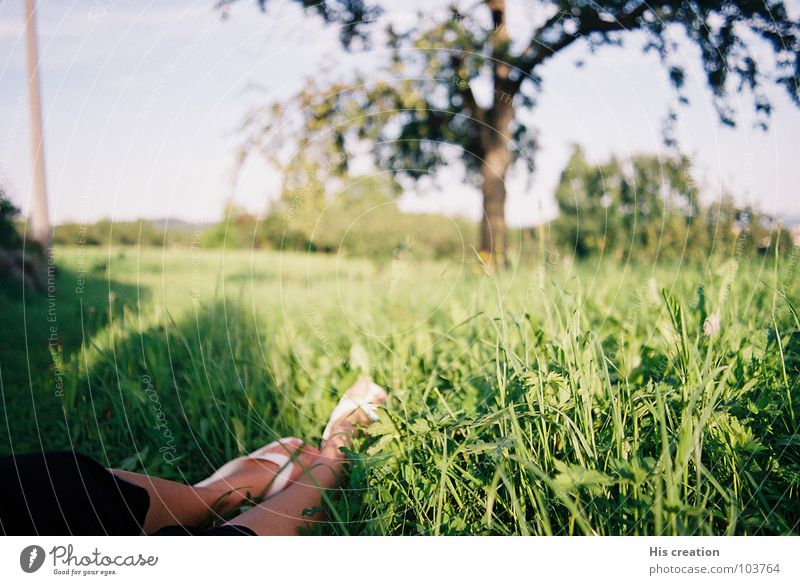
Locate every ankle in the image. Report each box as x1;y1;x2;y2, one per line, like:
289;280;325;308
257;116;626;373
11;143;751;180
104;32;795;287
314;457;345;487
320;441;345;460
322;431;355;458
195;484;242;514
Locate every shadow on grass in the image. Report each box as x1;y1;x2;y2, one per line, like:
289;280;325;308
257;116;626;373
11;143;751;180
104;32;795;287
0;263;144;455
41;297;325;484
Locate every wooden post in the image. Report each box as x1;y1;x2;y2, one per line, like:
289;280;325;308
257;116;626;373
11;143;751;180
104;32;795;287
25;0;51;250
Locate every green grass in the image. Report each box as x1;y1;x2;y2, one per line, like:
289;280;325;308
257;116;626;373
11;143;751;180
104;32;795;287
1;245;798;534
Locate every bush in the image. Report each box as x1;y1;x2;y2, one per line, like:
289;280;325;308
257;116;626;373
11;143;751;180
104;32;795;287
0;189;47;289
53;219;193;248
254;176;476;260
0;192;22;250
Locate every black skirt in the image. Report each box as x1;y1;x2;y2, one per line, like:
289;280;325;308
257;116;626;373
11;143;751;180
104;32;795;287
0;451;255;536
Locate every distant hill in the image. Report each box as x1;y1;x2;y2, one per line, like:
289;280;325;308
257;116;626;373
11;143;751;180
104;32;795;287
149;218;214;232
778;214;800;227
51;217;209;247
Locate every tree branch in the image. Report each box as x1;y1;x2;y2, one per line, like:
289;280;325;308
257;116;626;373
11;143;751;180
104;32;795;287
450;54;486;123
461;81;486;122
513;1;660;91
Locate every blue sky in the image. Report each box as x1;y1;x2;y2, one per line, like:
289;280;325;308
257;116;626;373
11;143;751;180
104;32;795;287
1;0;799;227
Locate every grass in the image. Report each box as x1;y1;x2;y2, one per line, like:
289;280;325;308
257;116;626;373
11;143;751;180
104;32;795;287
1;245;798;535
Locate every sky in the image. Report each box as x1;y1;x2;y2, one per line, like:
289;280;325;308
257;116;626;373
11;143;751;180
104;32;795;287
1;0;799;228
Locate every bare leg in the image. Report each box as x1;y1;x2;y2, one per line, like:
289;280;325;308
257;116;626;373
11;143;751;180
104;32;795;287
225;378;387;535
110;470;227;534
222;448;345;535
110;441;319;534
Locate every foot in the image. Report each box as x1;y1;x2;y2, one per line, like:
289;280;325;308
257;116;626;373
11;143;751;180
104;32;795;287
321;377;387;458
195;438;319;514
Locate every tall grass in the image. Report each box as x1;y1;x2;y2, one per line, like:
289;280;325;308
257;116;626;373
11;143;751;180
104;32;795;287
1;246;798;534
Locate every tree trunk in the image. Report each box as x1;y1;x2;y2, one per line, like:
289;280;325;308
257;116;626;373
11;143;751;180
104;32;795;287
478;97;514;267
478;0;514;269
479;151;509;268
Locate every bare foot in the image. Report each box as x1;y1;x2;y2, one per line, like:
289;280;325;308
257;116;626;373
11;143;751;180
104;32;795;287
195;438;320;514
321;377;387;458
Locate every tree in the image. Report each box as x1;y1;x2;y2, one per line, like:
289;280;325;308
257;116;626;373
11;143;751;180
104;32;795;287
552;146;625;257
549;148;795;262
0;189;22;251
0;185;47;289
552;147;700;260
228;0;800;267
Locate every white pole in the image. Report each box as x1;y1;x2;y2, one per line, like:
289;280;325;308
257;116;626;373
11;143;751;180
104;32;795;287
25;0;51;250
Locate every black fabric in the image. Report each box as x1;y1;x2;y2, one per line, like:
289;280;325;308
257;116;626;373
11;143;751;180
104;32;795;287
0;451;149;536
0;451;255;536
153;524;256;536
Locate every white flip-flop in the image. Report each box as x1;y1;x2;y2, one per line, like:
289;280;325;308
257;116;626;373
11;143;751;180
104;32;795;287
194;437;303;498
322;379;387;442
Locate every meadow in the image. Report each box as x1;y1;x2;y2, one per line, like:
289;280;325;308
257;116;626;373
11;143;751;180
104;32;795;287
1;245;798;535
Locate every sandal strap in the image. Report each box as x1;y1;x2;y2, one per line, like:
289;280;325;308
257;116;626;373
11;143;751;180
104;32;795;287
252;452;295;496
193;438;301;492
322;382;385;441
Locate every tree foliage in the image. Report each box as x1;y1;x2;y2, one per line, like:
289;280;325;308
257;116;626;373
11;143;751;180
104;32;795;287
0;190;22;251
229;0;799;265
549;146;793;262
255;174;475;259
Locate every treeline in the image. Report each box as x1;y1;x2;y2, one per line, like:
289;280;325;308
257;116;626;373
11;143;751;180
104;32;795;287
10;150;796;263
546;146;795;262
202;175;476;260
51;175;476;261
53;219;195;248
